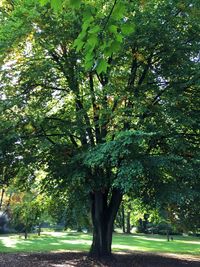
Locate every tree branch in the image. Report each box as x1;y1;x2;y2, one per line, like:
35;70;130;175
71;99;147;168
102;0;118;33
89;72;101;143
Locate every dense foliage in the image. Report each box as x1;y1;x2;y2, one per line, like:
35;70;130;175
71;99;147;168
0;0;199;257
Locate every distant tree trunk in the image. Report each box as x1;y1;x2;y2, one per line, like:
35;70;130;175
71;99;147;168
5;192;13;212
89;189;122;258
38;224;41;236
25;229;28;239
121;204;125;233
126;211;131;234
166;229;170;241
0;189;5;211
77;225;82;232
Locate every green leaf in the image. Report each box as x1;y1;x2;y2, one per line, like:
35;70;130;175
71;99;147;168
103;40;121;56
82;17;94;31
89;25;100;34
84;46;95;69
74;39;84;51
85;60;94;70
87;34;98;49
85;50;94;62
69;0;81;9
104;47;113;57
83;9;92;19
108;25;118;35
39;0;49;6
111;40;121;52
116;33;123;43
121;23;135;35
77;30;87;40
96;59;109;74
50;0;62;11
112;3;126;20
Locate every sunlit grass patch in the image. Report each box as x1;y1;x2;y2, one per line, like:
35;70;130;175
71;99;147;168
112;233;200;256
0;232;91;253
0;232;199;256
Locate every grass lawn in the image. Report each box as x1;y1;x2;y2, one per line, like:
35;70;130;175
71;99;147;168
0;231;199;256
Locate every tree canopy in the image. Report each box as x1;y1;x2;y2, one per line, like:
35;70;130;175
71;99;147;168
0;0;199;257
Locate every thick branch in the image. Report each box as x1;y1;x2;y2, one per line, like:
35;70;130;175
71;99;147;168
40;126;57;145
75;96;95;146
107;188;123;222
89;72;101;143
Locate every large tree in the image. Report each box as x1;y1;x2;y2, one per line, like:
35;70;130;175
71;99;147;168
0;0;199;257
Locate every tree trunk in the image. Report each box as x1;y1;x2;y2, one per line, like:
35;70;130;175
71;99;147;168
5;192;13;212
77;226;82;232
38;225;41;236
89;189;122;258
24;229;28;239
126;211;131;234
167;229;170;241
0;189;5;211
121;204;125;233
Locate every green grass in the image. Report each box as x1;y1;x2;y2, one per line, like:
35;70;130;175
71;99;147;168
0;231;199;256
112;233;200;255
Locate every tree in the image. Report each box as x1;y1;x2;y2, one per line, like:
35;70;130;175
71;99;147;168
115;196;135;234
46;189;92;231
10;191;48;238
0;0;199;257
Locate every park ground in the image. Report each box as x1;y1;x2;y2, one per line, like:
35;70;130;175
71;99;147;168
0;232;200;266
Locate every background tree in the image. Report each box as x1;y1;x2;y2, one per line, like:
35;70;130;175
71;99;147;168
115;196;136;234
10;191;48;238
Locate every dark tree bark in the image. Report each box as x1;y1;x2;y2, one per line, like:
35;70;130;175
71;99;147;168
126;211;131;234
167;230;170;241
38;224;41;236
24;229;28;239
89;189;122;258
121;204;125;233
0;189;5;210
